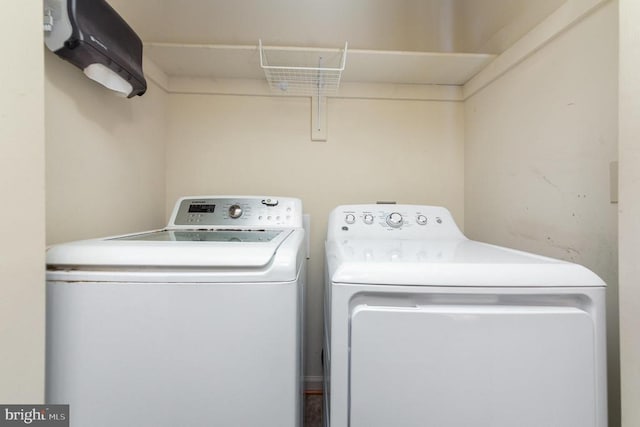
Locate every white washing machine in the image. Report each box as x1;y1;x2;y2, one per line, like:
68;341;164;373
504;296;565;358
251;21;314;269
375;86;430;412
324;204;607;427
46;196;305;427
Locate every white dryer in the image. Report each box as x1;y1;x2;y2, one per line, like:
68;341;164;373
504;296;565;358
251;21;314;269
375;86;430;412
46;196;305;427
324;204;607;427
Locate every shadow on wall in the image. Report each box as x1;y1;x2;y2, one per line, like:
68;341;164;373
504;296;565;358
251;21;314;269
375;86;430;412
44;48;139;134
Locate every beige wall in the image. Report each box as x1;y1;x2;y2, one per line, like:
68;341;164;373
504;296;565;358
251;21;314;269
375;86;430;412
453;0;566;53
464;2;619;425
166;94;465;381
45;53;168;244
112;0;564;54
619;0;640;425
0;2;46;402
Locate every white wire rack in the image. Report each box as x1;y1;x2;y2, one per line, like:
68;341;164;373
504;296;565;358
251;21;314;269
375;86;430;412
259;39;348;96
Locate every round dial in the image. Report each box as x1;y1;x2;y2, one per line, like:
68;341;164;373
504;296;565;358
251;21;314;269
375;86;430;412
386;212;403;228
345;214;356;224
416;215;428;225
363;214;374;225
228;204;243;219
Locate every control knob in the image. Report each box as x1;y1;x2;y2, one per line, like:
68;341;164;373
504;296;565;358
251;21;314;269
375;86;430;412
416;215;428;225
228;204;243;219
386;212;403;228
345;214;356;224
363;214;374;225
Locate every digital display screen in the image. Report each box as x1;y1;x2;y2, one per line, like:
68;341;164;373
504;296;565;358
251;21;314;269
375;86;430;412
188;204;216;213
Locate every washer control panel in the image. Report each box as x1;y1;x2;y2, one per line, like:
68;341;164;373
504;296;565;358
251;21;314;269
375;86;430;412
170;196;303;228
329;204;464;239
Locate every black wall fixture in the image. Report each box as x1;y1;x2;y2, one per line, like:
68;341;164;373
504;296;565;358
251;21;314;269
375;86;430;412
44;0;147;98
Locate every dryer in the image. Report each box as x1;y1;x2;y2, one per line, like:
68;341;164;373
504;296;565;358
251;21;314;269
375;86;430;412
46;196;305;427
324;204;607;427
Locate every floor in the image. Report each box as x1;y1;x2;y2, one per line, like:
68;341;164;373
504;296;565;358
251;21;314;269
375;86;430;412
304;394;322;427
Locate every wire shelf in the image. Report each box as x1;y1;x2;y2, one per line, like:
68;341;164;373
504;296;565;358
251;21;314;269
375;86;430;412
259;40;348;96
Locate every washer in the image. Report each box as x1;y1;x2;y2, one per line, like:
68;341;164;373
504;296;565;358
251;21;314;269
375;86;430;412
324;204;607;427
46;196;305;427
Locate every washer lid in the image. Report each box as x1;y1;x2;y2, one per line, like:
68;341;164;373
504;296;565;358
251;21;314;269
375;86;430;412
327;238;605;287
47;228;292;269
112;229;282;243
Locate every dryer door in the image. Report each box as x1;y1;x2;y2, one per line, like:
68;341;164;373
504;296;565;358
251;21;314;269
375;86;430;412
349;302;597;427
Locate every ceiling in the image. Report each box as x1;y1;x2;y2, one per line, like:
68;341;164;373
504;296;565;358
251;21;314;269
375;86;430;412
109;0;567;54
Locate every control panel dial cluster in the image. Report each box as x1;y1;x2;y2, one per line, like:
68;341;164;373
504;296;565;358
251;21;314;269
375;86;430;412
172;197;303;228
342;209;444;228
329;204;463;240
